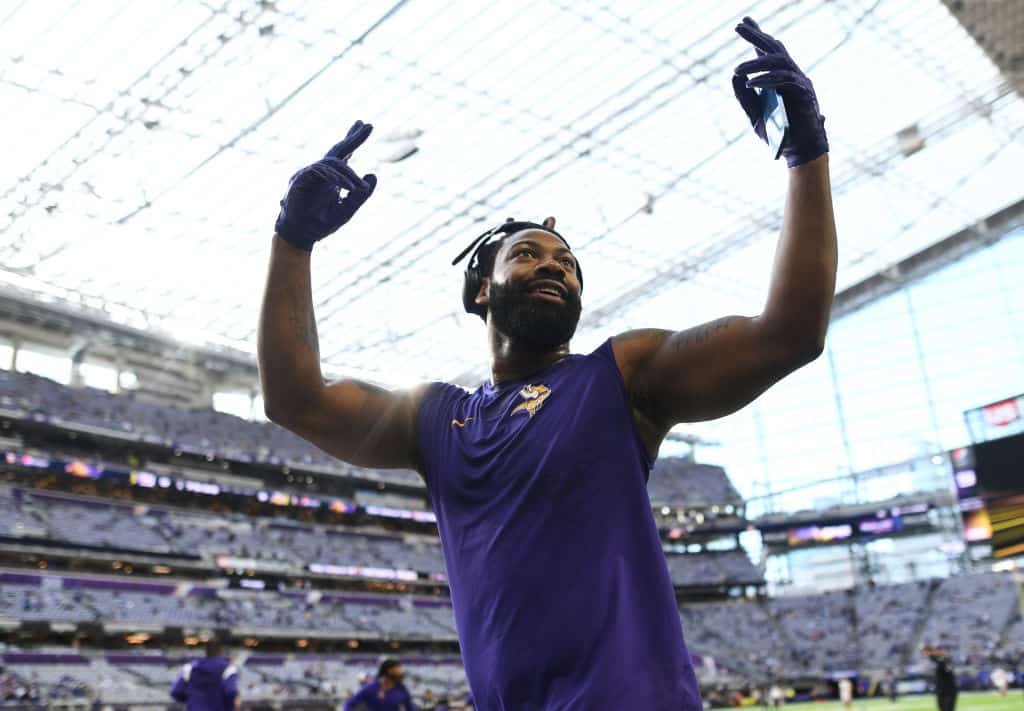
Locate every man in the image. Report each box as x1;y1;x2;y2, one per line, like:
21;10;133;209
258;17;835;711
837;678;853;711
885;667;898;704
169;640;239;711
344;660;416;711
922;645;957;711
991;665;1009;699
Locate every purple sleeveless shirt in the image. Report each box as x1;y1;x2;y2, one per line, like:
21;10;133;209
416;339;701;710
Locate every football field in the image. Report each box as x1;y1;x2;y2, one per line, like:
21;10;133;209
775;692;1023;711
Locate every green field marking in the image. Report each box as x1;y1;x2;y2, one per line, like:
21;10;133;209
763;691;1022;711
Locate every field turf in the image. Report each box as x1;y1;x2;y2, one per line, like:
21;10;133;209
771;692;1021;711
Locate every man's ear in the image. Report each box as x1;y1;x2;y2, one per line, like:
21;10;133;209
543;216;556;229
474;276;490;308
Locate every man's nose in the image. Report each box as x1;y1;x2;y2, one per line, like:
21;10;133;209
535;256;566;278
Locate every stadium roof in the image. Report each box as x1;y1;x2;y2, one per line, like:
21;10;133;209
2;0;1022;387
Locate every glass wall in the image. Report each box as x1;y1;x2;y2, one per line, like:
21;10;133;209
213;391;255;420
79;360;119;392
766;531;964;595
692;226;1024;513
15;347;71;384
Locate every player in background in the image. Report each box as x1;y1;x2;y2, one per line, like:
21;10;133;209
169;639;239;711
922;644;957;711
991;665;1009;699
884;667;898;704
344;659;416;711
837;677;853;711
258;16;835;711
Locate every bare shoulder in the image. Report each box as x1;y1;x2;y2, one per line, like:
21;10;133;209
612;313;812;428
610;328;673;385
610;329;676;457
612;320;742;377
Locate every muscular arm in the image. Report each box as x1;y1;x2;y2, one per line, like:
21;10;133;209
169;667;188;703
343;686;372;711
257;235;423;469
616;155;837;447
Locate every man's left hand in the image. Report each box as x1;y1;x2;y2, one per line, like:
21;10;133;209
732;16;828;167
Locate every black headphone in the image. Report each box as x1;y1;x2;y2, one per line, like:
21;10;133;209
451;218;583;320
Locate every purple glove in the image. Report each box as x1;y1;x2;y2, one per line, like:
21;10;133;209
274;120;378;251
732;17;828;167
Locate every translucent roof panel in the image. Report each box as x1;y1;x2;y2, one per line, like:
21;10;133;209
1;0;1021;386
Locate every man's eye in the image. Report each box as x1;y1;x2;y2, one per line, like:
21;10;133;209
559;257;575;268
514;250;535;259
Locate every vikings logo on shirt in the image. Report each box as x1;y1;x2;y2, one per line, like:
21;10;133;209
511;384;550;418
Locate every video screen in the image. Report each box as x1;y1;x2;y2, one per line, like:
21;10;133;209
958;433;1024;557
964;393;1024;443
787;524;853;546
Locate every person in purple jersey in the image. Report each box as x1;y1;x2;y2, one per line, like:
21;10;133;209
169;639;239;711
258;17;835;710
344;659;416;711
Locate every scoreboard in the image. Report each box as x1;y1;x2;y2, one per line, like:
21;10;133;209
952;432;1024;558
964;392;1024;443
759;502;935;550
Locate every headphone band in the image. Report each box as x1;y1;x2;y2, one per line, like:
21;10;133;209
454;218;581;320
451;219;569;270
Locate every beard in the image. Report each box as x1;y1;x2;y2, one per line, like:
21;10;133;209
488;278;582;350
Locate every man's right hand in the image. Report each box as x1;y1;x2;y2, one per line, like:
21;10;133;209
274;120;378;252
260;119;424;472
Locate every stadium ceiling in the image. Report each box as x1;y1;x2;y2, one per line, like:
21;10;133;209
1;0;1022;388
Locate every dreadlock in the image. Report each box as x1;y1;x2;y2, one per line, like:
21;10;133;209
452;218;582;320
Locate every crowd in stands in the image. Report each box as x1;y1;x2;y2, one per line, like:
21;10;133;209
770;591;857;674
679;574;1023;679
6;368;1022;691
854;580;933;671
999;614;1024;660
665;551;761;586
917;572;1020;666
0;369;422;486
0;368;746;507
3;571;1024;693
0;667;39;703
0;485;761;588
7;570;1015;681
650;460;743;508
0;573;459;639
0;650;469;706
1;485;449;577
679;599;796;677
0;667;91;704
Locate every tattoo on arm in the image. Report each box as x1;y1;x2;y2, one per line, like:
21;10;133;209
287;287;319;356
672;316;738;351
353;380;391;397
615;328;668;345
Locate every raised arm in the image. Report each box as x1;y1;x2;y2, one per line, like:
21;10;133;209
615;18;836;449
257;121;424;470
169;665;188;703
343;685;372;711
